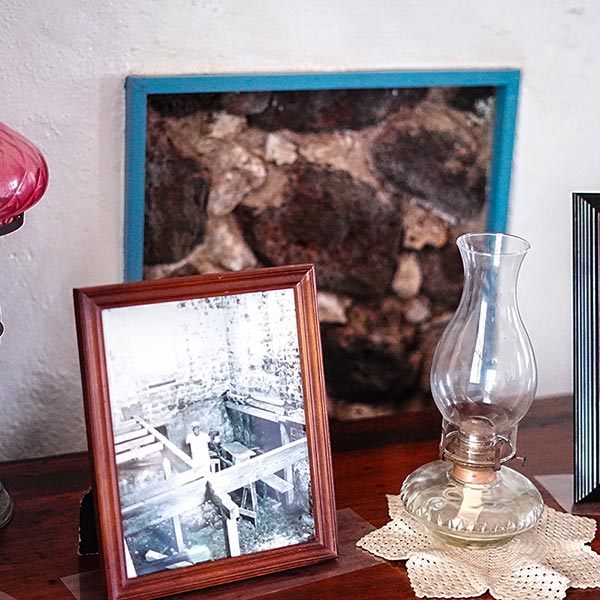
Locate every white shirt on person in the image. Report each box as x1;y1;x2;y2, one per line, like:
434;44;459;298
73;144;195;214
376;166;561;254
186;429;211;472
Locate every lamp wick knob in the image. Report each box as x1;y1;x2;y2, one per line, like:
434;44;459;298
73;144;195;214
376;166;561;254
511;454;527;466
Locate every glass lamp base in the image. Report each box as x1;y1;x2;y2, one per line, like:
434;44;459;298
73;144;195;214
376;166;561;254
0;480;14;528
400;460;543;547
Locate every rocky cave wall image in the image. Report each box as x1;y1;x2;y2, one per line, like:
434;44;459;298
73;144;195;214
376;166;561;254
142;85;495;418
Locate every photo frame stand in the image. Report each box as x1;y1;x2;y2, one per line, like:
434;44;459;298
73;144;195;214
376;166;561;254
68;507;379;600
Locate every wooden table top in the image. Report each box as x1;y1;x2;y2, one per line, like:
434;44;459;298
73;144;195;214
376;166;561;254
0;395;593;600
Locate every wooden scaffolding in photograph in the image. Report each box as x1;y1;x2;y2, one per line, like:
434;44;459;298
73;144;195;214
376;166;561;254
114;414;307;575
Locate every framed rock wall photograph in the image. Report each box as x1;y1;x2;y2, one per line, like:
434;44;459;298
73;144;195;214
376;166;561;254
74;264;337;600
124;69;520;419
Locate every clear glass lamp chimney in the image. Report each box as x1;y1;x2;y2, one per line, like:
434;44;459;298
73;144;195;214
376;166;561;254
431;233;538;470
400;233;543;547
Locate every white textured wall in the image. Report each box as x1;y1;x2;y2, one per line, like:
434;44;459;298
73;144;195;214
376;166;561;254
0;0;594;460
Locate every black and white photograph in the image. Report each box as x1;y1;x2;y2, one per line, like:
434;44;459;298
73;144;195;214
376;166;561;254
101;287;314;577
74;265;337;600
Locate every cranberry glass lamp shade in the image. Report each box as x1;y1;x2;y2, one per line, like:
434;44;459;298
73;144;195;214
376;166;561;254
0;121;49;235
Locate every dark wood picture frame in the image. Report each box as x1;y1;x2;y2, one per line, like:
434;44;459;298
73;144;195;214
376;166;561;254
74;264;337;600
573;192;600;503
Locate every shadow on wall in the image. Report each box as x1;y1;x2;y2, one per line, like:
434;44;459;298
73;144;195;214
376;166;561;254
3;375;87;459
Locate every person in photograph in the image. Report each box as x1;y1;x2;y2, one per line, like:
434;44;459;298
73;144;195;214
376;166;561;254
186;421;211;474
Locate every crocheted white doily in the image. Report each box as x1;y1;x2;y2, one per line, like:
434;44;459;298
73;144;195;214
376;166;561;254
357;495;600;599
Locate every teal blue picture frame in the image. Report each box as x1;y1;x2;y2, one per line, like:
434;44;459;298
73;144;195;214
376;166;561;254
124;70;520;281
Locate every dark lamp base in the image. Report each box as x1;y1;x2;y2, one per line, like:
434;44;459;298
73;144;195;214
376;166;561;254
0;213;24;236
0;481;14;528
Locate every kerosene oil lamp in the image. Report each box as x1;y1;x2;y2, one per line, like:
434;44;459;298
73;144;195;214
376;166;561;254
0;120;49;527
401;233;543;546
